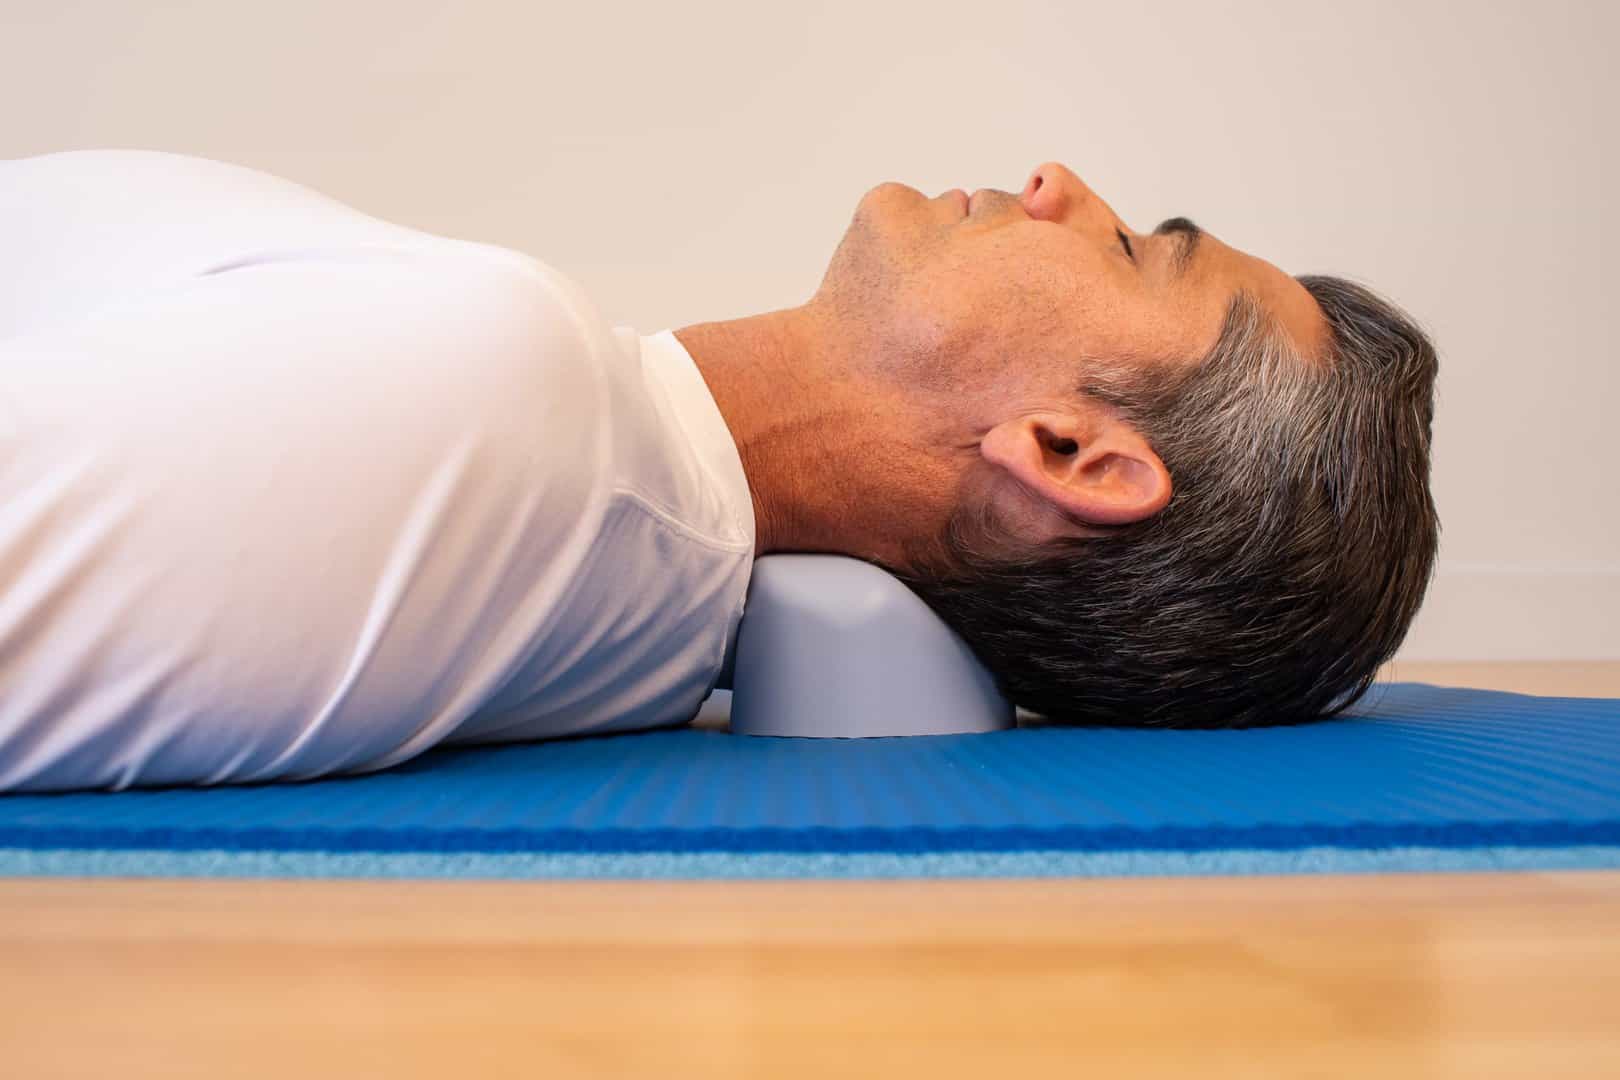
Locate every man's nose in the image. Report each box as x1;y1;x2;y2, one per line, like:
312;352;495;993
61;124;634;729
1018;161;1101;226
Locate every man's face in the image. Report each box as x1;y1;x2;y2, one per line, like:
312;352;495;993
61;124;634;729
811;162;1327;402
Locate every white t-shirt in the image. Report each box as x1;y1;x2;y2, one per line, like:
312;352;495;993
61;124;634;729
0;150;756;791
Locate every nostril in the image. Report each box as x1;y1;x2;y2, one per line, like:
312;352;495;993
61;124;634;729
1021;169;1046;207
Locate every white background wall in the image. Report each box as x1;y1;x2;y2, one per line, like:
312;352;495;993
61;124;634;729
3;0;1615;659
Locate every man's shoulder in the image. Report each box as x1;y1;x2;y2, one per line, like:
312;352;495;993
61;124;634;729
425;242;615;358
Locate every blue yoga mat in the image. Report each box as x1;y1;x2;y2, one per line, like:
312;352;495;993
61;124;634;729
2;682;1617;879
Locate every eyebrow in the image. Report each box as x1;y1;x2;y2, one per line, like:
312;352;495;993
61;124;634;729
1152;216;1203;277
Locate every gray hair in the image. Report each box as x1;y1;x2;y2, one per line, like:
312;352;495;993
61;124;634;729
892;276;1440;728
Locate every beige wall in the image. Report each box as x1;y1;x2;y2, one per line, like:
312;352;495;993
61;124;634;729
4;0;1615;659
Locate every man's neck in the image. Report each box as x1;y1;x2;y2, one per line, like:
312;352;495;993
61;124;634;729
674;308;934;569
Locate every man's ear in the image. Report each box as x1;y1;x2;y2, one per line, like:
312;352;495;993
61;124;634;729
979;406;1171;526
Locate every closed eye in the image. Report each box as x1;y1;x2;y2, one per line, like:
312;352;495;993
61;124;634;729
1115;227;1135;263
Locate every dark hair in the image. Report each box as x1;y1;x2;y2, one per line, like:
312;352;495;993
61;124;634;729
891;276;1440;728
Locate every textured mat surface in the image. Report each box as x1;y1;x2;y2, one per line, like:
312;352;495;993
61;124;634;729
2;682;1617;879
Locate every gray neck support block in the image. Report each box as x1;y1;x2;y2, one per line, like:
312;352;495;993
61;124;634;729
716;554;1016;738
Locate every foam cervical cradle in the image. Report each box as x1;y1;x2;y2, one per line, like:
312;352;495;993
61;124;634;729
717;555;1016;737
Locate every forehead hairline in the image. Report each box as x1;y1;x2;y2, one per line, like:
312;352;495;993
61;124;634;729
1166;227;1326;361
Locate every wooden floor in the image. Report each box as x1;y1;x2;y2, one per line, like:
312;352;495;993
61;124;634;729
2;661;1616;1078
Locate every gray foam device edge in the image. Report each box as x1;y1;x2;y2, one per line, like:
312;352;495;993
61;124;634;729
721;554;1015;738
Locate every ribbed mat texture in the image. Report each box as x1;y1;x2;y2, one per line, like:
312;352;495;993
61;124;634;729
1;683;1616;878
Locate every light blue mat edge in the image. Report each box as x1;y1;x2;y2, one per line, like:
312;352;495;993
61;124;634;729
5;844;1617;880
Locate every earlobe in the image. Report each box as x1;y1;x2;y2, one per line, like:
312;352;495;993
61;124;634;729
980;411;1172;528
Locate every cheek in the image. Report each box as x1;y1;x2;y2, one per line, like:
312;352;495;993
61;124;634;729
873;242;1047;367
947;239;1121;358
872;283;967;387
975;235;1198;367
